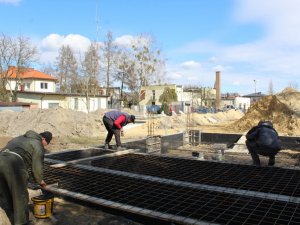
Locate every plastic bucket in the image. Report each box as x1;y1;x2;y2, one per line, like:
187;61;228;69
216;149;225;161
31;195;54;219
192;151;204;160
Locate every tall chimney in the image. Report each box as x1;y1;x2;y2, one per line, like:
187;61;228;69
215;71;221;109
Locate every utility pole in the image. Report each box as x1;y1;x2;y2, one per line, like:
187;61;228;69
253;80;257;94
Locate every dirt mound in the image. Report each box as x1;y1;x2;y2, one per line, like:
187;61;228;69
0;108;106;137
155;110;244;129
0;107;144;139
276;88;300;113
228;92;300;136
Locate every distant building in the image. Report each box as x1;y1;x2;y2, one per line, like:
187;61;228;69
139;84;184;112
0;66;110;112
3;66;57;93
0;101;38;112
221;93;251;112
221;93;240;108
15;91;108;112
183;87;216;110
242;92;266;104
234;97;251;111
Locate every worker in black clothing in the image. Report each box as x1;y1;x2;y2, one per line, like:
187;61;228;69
246;120;281;166
0;130;52;225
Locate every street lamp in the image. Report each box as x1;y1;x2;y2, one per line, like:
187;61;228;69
253;80;257;95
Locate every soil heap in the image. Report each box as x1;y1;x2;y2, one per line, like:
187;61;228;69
0;108;106;137
228;88;300;136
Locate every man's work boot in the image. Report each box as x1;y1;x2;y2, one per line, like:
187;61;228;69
116;146;126;151
252;161;261;166
268;156;275;166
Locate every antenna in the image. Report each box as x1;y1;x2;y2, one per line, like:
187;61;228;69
95;3;100;43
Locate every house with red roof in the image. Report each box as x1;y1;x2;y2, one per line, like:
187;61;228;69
0;66;111;112
4;66;57;93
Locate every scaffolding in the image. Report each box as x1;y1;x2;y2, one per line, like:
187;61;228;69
147;112;161;153
147;112;155;137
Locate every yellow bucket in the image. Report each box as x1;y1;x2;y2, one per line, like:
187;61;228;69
31;196;54;219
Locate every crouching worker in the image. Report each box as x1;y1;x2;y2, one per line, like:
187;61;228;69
0;130;52;225
246;121;281;166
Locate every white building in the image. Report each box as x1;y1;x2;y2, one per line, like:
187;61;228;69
4;66;57;93
234;97;251;111
1;66;109;112
139;84;184;109
16;92;108;113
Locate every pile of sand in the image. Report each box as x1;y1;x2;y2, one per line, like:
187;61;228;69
1;88;298;139
228;88;300;136
0;107;144;138
155;110;244;129
0;108;106;137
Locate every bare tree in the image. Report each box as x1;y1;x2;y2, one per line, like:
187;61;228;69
287;81;298;90
100;31;119;96
112;34;166;104
131;34;165;91
0;34;37;101
0;34;14;101
80;42;100;112
40;63;56;76
115;50;136;101
55;45;78;93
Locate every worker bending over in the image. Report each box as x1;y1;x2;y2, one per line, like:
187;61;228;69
0;130;52;225
103;111;135;150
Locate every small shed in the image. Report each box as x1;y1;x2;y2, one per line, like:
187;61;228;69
0;102;39;112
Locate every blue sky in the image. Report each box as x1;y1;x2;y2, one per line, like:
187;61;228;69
1;0;300;95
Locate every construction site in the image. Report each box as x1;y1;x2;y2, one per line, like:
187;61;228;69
0;88;300;225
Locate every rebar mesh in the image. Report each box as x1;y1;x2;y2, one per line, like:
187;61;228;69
45;149;113;161
42;162;300;225
90;153;300;197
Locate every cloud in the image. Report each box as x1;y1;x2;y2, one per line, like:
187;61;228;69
0;0;21;5
114;35;135;48
61;34;91;53
167;71;182;80
40;34;65;51
208;56;218;63
115;34;153;49
232;81;241;86
39;33;155;66
179;61;201;70
40;33;91;52
38;33;91;64
234;0;300;44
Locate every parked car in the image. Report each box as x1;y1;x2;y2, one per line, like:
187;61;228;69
223;105;236;111
146;105;162;114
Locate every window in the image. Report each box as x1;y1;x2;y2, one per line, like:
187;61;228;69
152;90;155;100
74;98;78;110
26;82;30;90
140;90;145;100
48;103;59;109
40;82;48;89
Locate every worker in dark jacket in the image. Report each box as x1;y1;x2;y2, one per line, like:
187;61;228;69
0;130;52;225
246;120;281;166
103;111;135;150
